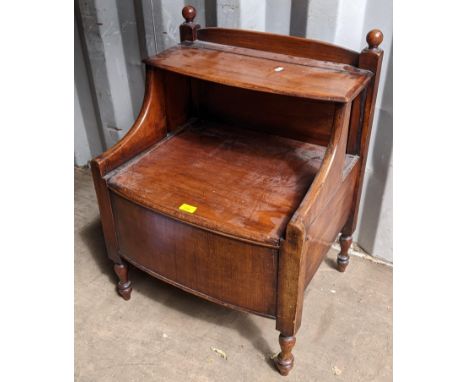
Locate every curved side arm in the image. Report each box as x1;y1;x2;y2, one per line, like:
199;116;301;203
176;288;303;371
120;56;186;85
276;102;351;337
91;65;167;177
290;102;352;231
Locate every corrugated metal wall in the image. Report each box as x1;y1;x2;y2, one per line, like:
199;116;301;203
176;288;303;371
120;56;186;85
74;0;393;261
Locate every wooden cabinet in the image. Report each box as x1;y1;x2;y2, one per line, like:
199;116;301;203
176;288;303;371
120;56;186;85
91;5;384;376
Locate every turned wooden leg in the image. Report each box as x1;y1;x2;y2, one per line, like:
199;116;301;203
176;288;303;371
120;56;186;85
337;234;352;272
113;263;132;300
274;334;296;376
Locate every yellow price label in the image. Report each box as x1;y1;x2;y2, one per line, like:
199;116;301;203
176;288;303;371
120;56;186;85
179;203;197;214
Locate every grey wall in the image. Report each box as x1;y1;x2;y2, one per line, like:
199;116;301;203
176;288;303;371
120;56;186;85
74;0;393;262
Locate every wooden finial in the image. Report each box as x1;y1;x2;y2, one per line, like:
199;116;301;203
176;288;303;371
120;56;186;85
180;5;200;42
366;29;384;50
182;5;196;23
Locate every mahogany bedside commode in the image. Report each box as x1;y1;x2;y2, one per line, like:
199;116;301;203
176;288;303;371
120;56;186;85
91;5;384;376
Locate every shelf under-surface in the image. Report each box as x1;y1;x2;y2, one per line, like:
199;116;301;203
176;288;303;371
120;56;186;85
108;121;358;246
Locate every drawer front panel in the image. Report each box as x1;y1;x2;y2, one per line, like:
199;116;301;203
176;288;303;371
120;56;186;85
110;192;278;317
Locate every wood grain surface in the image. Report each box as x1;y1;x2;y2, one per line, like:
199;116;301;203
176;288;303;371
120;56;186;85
108;120;358;247
197;27;360;65
111;192;278;317
146;44;371;102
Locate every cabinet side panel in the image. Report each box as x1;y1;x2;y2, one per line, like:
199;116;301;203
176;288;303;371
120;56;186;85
163;71;192;131
110;192;278;317
303;164;359;286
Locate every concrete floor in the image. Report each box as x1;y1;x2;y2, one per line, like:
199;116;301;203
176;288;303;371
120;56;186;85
75;168;392;382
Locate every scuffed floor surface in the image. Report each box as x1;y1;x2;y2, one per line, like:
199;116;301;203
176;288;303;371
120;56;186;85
75;168;392;382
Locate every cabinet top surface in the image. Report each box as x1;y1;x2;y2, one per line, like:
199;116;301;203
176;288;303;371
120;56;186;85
145;41;372;102
107;120;358;247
